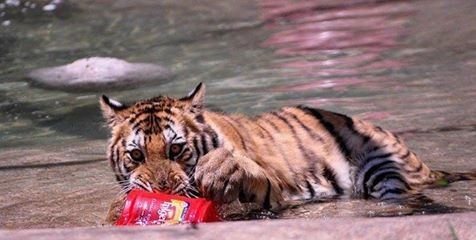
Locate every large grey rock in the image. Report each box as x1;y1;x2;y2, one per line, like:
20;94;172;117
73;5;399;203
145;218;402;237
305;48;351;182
27;57;173;91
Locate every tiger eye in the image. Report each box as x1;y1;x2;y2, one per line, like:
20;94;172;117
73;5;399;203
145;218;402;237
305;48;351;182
170;144;182;154
129;149;144;162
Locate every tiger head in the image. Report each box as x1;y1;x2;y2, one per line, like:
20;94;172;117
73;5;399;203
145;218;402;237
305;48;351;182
99;83;217;197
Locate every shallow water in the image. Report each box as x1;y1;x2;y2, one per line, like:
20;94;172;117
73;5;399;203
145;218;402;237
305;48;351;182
0;0;475;228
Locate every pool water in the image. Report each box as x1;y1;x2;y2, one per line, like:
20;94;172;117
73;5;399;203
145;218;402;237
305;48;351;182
1;0;475;228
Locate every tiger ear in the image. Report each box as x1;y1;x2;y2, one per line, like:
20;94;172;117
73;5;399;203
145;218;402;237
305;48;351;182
181;82;205;111
99;95;127;127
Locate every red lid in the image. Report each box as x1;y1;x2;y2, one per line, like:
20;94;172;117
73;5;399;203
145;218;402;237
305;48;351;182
116;189;221;226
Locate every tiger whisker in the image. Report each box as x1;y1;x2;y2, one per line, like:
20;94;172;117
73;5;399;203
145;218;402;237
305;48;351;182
145;182;153;192
186;190;199;198
187;165;197;178
186;184;199;192
184;185;200;198
132;180;153;192
117;185;132;198
116;180;130;186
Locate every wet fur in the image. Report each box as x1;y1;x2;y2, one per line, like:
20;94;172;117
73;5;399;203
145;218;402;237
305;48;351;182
100;83;476;221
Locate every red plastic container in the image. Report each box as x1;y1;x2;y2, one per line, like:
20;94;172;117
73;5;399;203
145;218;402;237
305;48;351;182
116;189;221;226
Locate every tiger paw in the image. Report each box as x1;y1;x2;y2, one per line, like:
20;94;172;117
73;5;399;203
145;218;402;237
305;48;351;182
194;148;245;203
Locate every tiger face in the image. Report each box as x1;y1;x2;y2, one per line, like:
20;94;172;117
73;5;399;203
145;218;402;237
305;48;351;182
100;83;214;197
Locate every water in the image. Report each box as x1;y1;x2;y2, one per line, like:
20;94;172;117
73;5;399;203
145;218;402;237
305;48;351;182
1;0;475;228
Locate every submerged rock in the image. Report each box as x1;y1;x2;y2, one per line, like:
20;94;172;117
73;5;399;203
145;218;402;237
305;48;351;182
27;57;173;91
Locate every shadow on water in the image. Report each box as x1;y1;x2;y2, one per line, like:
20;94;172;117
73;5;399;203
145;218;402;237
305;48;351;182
0;158;105;171
37;103;109;139
0;35;17;58
0;90;109;148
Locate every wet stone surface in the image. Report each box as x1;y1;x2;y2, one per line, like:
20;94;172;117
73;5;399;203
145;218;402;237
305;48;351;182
2;212;476;240
0;0;475;232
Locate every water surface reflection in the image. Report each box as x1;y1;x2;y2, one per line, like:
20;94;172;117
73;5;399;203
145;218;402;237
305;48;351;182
261;0;412;94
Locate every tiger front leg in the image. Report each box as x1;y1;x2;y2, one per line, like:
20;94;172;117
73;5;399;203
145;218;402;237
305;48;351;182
194;148;277;206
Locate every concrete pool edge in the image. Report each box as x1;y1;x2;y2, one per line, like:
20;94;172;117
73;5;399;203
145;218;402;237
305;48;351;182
2;212;475;240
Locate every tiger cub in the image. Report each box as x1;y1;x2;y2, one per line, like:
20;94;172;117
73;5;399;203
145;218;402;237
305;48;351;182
100;83;475;213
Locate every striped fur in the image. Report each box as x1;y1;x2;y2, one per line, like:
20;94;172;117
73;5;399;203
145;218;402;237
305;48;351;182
100;83;475;211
